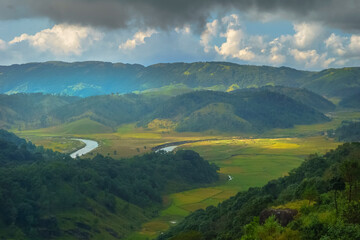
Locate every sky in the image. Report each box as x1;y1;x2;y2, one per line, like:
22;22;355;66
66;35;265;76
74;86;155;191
0;0;360;70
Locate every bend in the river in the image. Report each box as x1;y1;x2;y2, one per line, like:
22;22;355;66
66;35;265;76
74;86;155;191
70;139;99;158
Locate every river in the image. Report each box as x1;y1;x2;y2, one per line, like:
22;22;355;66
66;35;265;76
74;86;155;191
156;145;178;152
70;139;99;158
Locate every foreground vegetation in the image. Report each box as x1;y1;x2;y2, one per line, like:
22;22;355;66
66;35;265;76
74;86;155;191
0;130;219;240
160;142;360;240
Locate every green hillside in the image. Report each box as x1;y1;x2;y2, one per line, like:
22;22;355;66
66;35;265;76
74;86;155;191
148;90;329;132
176;103;253;133
254;86;336;113
50;93;164;127
42;118;113;135
0;93;78;129
303;67;360;98
339;91;360;109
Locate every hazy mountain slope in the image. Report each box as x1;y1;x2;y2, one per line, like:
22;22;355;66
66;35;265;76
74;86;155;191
0;61;144;97
0;62;310;96
302;67;360;98
138;62;310;88
339;91;360;108
50;94;165;128
0;93;79;129
1;61;359;98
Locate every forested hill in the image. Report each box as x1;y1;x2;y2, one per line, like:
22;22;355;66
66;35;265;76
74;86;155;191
0;88;330;133
0;130;219;239
1;61;359;98
159;142;360;240
146;89;329;132
247;86;336;113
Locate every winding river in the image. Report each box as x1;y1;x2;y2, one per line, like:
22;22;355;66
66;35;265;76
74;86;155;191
156;145;178;152
70;139;99;158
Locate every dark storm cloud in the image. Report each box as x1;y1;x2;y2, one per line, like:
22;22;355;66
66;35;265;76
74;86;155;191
1;0;360;32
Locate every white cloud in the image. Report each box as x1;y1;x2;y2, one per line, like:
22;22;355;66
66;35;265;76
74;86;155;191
290;49;335;68
200;19;219;53
214;14;258;61
292;23;324;49
236;47;256;61
325;33;347;56
325;33;360;59
175;25;191;34
0;39;6;50
267;38;286;64
119;28;157;50
9;24;102;56
215;29;245;58
349;35;360;53
270;47;286;64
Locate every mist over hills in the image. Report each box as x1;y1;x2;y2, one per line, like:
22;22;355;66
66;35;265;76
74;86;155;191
1;61;359;98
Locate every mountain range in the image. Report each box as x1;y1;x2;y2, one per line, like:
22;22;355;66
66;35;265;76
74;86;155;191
1;61;360;98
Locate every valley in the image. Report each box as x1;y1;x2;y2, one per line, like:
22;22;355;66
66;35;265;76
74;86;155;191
1;62;360;240
11;109;359;239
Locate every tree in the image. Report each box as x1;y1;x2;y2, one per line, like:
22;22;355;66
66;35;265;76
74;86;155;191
330;177;345;214
340;158;360;202
302;186;318;206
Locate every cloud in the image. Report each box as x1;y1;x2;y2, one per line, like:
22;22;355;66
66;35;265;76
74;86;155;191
325;33;347;56
9;24;102;55
292;23;324;49
268;39;286;64
325;33;360;59
213;15;257;61
119;29;157;50
290;49;335;68
0;39;6;50
349;35;360;53
175;25;191;35
202;14;340;69
1;0;360;33
200;19;219;53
